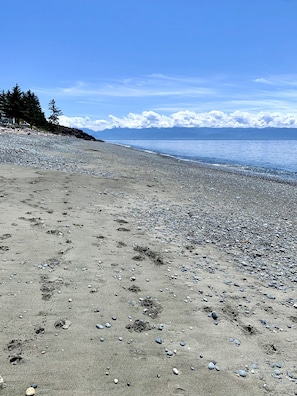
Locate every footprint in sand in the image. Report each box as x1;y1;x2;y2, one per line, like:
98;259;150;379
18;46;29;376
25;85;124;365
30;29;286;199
0;233;12;240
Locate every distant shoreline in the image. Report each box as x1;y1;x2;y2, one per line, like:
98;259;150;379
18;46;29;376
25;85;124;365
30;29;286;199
89;126;297;141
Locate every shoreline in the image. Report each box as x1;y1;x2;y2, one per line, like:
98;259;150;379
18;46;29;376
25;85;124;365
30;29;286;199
114;141;297;186
2;126;297;184
106;139;297;185
0;130;297;395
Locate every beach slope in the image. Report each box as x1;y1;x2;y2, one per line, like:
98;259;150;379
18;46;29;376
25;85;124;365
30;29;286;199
0;129;296;395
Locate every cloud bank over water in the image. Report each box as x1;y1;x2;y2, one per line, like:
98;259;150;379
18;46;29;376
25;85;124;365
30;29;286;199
38;73;297;131
60;110;297;132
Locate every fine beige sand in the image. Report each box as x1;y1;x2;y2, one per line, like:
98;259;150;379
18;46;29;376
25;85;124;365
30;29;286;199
0;131;297;395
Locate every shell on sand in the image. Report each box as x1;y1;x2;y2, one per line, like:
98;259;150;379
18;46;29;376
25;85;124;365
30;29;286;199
25;387;36;395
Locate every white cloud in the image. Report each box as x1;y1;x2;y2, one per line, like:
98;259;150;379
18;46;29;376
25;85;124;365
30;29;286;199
36;73;297;128
60;110;297;131
34;74;218;100
254;74;297;87
254;78;273;85
59;115;111;131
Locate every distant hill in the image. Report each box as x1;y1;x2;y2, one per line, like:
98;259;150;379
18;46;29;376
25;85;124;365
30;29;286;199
84;127;297;141
54;125;97;141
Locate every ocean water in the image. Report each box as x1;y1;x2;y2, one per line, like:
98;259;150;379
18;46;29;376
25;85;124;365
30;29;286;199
109;139;297;183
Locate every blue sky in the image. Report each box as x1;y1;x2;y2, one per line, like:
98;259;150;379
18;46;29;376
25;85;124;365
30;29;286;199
1;0;297;130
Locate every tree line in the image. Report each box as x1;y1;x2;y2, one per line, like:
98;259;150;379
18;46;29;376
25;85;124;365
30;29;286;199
0;84;62;130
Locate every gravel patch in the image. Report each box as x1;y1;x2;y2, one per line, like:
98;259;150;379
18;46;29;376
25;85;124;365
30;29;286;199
130;162;297;291
0;129;112;177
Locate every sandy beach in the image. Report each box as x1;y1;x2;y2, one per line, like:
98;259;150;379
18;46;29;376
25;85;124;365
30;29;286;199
0;128;297;395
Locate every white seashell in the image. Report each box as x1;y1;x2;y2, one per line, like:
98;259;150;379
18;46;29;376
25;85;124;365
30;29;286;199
25;387;36;395
62;320;72;329
0;376;5;389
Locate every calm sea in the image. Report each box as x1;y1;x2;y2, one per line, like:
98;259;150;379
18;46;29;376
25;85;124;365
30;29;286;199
108;140;297;183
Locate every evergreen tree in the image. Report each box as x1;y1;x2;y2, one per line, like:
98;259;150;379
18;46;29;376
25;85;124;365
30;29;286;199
5;84;24;123
48;99;63;127
23;90;47;128
0;90;6;118
0;85;64;131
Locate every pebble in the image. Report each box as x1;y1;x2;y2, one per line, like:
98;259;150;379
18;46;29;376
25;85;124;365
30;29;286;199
237;370;247;377
105;322;111;328
208;362;216;370
211;311;218;320
266;294;276;300
173;368;179;375
114;378;119;384
25;388;36;395
96;324;104;329
155;337;163;344
180;341;186;347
